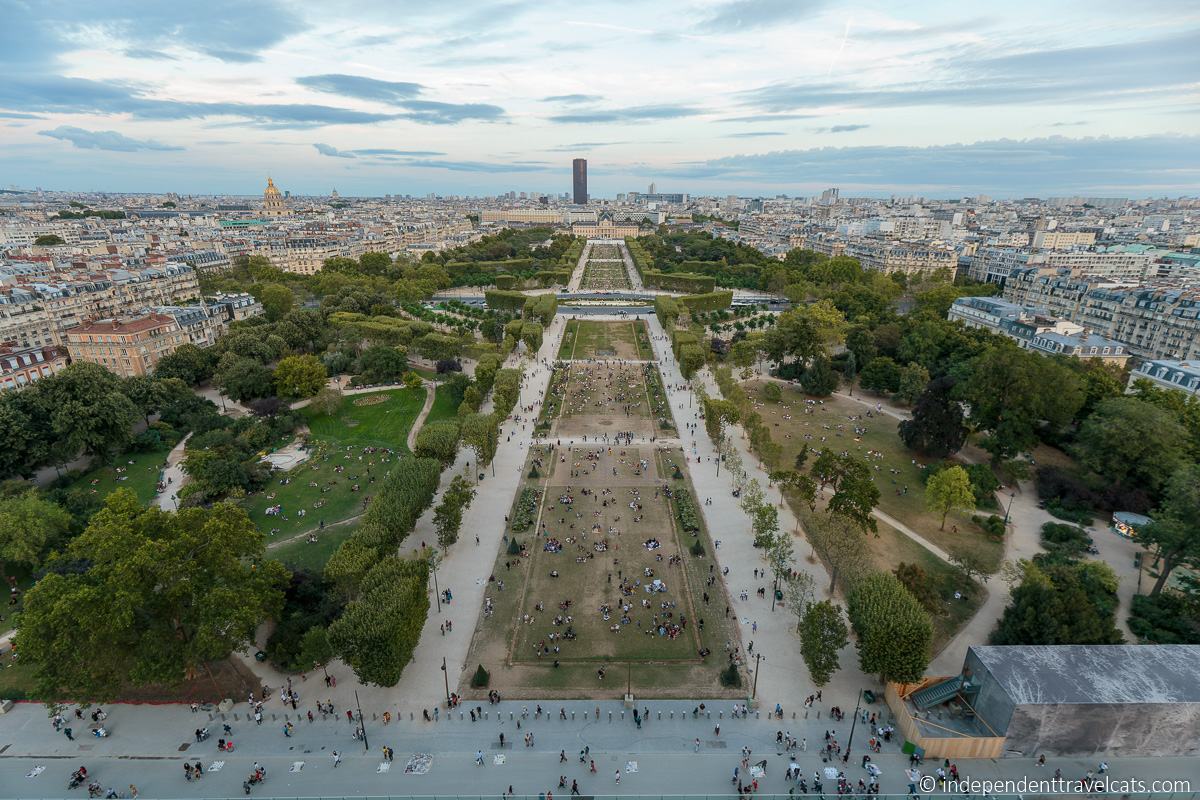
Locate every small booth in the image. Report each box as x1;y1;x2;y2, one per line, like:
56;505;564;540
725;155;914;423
1112;511;1152;539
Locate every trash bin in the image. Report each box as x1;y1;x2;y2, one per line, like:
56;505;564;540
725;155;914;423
254;651;267;662
863;690;876;704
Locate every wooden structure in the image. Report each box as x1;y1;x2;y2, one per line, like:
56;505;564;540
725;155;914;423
886;679;1006;759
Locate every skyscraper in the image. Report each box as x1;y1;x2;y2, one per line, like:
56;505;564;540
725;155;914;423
572;158;588;205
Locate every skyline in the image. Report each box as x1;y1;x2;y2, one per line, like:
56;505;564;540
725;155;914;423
2;0;1198;197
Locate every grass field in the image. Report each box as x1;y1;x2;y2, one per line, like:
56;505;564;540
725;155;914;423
303;387;425;450
60;447;170;506
242;388;423;538
423;382;461;427
557;319;652;361
748;381;1003;572
580;257;632;290
553;362;657;439
268;523;357;572
462;444;740;698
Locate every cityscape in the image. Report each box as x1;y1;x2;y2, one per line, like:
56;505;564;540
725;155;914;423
0;2;1198;800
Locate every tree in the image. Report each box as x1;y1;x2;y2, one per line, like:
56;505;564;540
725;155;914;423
813;451;880;533
415;420;462;465
800;355;838;397
256;283;295;322
771;469;817;512
703;397;740;444
154;343;215;385
309;386;344;417
798;600;849;686
762;382;782;402
216;356;275;402
784;571;816;632
858;357;902;394
762;308;821;364
847;572;933;683
752;503;780;547
893;362;929;406
413;332;464;363
327;556;429;686
0;491;72;576
899;375;967;458
36;362;138;463
893;562;944;615
1140;464;1200;596
845;325;877;371
805;511;869;593
356;345;408;385
434;475;476;549
990;560;1122;645
122;375;166;425
1075;397;1187;498
460;412;499;471
15;490;287;699
963;344;1084;461
297;626;335;673
925;465;976;530
34;234;66;246
842;351;857;396
274;355;327;399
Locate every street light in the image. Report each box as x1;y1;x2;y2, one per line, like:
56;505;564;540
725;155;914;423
844;688;865;762
441;656;451;702
354;690;369;753
1003;492;1016;525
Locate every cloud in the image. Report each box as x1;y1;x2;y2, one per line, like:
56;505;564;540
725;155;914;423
853;19;992;40
0;111;44;120
739;29;1200;112
350;148;446;156
695;0;826;32
313;143;355;158
542;94;604;104
812;124;869;133
648;134;1200;196
123;48;178;60
0;76;405;128
718;113;818;123
1050;121;1088;127
4;2;306;67
39;125;183;152
398;100;506;124
548;105;703;123
403;159;555;173
726;131;787;138
295;73;504;124
297;74;424;103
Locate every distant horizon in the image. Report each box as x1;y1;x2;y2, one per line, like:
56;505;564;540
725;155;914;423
2;2;1196;198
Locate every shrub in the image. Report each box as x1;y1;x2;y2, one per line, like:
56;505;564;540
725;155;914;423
673;487;701;532
507;537;521;556
965;463;1000;509
973;514;1006;539
1128;594;1200;644
470;664;490;688
1040;522;1089;558
510;488;541;532
689;539;705;557
719;662;742;688
762;382;782;403
528;464;540;479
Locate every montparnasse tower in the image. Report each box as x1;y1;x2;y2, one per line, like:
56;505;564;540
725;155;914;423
262;176;290;217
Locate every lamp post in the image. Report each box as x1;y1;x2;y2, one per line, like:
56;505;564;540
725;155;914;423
441;656;451;702
431;555;442;613
844;688;864;762
751;652;762;699
1003;492;1016;526
354;690;369;753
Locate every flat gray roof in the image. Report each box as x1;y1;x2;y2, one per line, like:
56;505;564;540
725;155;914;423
970;645;1200;705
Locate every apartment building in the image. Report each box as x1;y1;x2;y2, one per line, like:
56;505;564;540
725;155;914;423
0;342;68;392
1003;271;1200;361
948;296;1129;365
1128;359;1200;396
968;247;1152;285
847;238;956;276
1032;230;1097;249
206;292;264;323
480;209;564;225
64;313;187;377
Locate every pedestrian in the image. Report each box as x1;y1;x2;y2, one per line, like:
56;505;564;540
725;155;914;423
64;727;74;740
614;770;621;784
560;750;567;763
1037;754;1045;767
194;762;203;778
333;751;342;768
1098;761;1108;774
714;723;720;736
475;750;485;766
694;737;701;752
184;763;193;782
128;785;138;800
346;710;354;724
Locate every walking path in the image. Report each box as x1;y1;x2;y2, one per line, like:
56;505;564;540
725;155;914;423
566;240;592;292
152;433;190;511
405;381;437;453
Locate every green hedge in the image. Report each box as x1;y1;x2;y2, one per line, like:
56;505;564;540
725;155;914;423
655;295;684;328
485;289;528;313
447;258;535;277
681;290;734;312
495;274;518;289
673;487;701;532
520;321;544;352
524;294;558;325
534;270;571;287
645;271;716;293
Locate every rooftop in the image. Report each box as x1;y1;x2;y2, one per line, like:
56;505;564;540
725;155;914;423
970;645;1200;705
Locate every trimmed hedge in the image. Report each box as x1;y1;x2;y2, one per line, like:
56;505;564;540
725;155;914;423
680;290;733;313
646;271;717;293
654;295;684;328
525;294;558;325
485;289;528;313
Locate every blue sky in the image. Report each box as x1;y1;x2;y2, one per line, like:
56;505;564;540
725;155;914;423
1;0;1197;197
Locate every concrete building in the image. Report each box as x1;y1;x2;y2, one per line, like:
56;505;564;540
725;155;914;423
261;177;290;218
846;238;956;276
889;645;1200;758
948;296;1129;365
206;292;264;323
1032;230;1097;249
1128;359;1200;396
480;209;564;225
64;313;187;377
572;159;588;205
0;342;68;392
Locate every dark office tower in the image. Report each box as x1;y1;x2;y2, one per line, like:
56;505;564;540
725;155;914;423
572;158;588;204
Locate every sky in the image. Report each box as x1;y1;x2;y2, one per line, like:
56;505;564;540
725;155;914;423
1;0;1197;198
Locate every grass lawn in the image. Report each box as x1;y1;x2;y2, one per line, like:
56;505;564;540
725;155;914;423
60;447;171;506
461;443;741;698
268;524;356;572
241;388;423;538
423;383;461;427
553;362;657;439
747;382;1002;572
303;387;424;451
558;319;651;360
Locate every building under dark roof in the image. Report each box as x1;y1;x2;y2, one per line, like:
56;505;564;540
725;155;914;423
966;645;1200;757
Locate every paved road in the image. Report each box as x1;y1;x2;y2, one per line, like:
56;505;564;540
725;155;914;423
3;700;1196;799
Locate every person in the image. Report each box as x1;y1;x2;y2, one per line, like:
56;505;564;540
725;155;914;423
332;751;341;768
128;785;138;799
476;750;485;766
614;769;621;784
